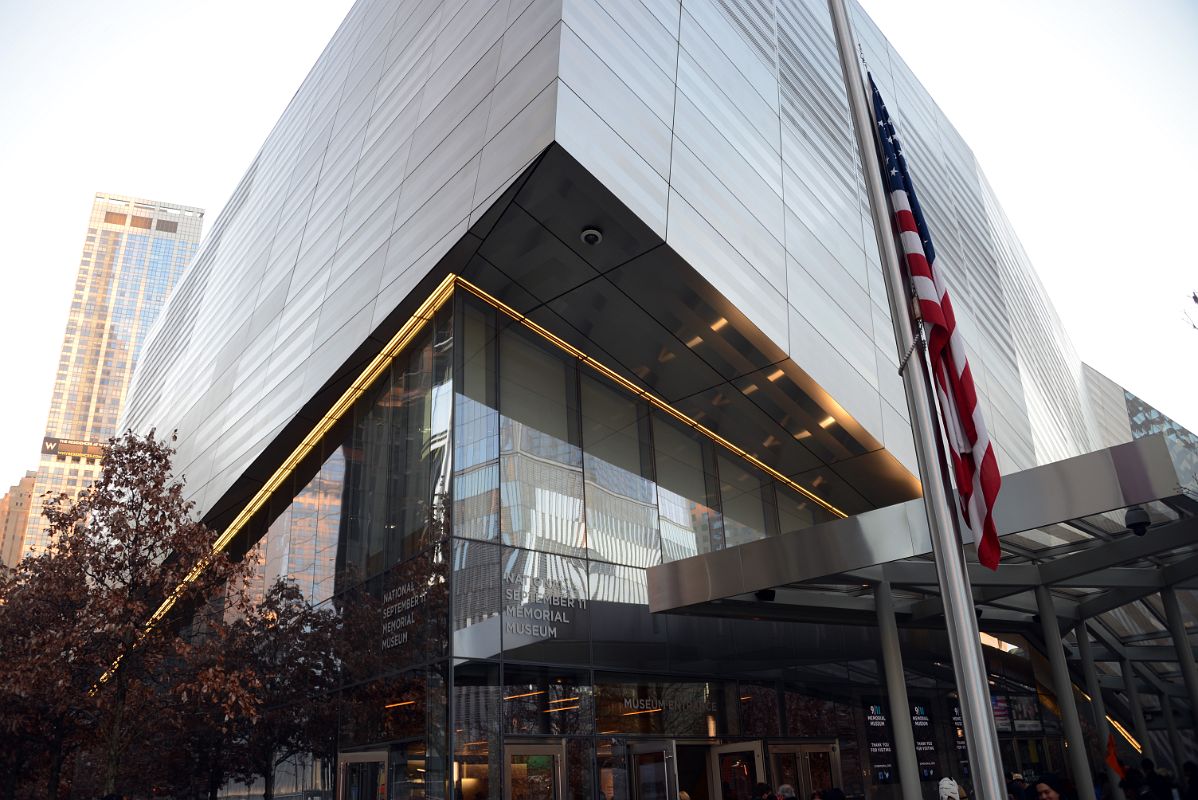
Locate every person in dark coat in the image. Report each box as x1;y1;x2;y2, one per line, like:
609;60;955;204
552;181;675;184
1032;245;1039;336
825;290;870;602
1033;774;1074;800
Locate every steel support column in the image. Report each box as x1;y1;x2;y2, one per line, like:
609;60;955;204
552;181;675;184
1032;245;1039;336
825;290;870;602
1163;692;1186;774
1123;658;1155;761
1161;588;1198;731
1077;622;1124;800
1037;585;1095;800
876;581;923;800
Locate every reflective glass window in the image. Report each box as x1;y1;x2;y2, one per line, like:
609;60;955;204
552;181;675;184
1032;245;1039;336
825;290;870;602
338;306;453;586
589;562;668;671
581;374;660;567
502;664;594;736
776;483;836;534
501;547;589;664
453;539;502;660
454;661;501;800
652;413;723;561
454;296;500;542
718;455;778;547
499;325;585;556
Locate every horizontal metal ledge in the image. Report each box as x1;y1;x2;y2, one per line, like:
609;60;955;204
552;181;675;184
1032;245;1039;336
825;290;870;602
648;434;1182;613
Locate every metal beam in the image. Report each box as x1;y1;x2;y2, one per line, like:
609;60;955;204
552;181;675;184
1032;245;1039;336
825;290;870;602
882;561;1040;588
1071;645;1190;663
1078;588;1159;620
648;437;1182;613
1040;517;1198;585
1070;540;1198;619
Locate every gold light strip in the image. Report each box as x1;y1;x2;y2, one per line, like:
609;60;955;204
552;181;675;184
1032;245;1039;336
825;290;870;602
1107;715;1141;753
454;276;847;519
543;705;580;714
385;700;417;709
122;270;846;688
548;696;580;704
96;274;458;689
150;274;456;622
503;690;546;701
622;708;663;717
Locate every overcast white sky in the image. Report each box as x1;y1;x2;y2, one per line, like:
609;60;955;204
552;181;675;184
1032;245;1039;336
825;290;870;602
0;0;1194;490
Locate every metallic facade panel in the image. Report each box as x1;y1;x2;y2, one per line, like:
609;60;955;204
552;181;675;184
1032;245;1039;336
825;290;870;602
123;0;566;517
554;82;669;236
557;26;672;179
666;189;788;348
124;0;1177;536
561;0;676;117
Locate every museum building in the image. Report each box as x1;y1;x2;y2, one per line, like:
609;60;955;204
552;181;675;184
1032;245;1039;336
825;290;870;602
120;0;1198;799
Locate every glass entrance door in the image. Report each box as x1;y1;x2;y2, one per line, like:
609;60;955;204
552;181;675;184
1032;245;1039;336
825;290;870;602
631;741;678;800
340;751;388;800
803;744;839;796
505;743;566;800
710;742;765;800
769;743;841;798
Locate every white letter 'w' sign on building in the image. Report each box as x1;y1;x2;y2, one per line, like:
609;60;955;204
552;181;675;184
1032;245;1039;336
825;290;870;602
868;74;1003;569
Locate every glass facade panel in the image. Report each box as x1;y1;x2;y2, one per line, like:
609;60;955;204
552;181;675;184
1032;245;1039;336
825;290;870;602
581;374;660;568
718;455;777;548
454;661;501;800
589;562;669;671
455;297;500;542
499;325;586;557
776;483;836;535
653;413;723;562
501;546;590;664
453;539;503;660
503;665;594;736
228;288;1073;800
594;676;730;738
337;306;453;590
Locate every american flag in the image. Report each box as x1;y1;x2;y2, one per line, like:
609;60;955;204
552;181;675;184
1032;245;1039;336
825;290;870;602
868;75;1002;569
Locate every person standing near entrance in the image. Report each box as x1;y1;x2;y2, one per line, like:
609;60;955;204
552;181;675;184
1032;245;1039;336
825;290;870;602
754;782;779;800
940;777;962;800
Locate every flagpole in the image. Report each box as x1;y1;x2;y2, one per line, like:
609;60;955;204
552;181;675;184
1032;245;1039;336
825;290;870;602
826;1;1007;798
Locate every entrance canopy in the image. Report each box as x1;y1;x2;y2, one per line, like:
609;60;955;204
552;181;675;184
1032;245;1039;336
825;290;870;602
647;433;1198;709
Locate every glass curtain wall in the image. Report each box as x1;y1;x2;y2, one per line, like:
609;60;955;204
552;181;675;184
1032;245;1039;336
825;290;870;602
232;299;455;800
230;287;883;800
448;291;852;800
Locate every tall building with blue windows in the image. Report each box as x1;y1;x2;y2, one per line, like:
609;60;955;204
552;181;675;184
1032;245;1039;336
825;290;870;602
120;1;1198;799
20;193;203;559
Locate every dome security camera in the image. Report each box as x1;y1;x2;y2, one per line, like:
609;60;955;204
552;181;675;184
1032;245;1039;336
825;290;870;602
580;227;603;246
1125;505;1150;537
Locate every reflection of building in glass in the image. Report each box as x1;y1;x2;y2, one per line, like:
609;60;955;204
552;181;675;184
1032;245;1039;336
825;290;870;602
254;448;345;605
1126;390;1198;494
21;194;201;558
121;1;1198;798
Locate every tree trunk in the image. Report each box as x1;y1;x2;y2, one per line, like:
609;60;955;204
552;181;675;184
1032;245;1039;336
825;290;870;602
47;728;64;800
262;765;275;800
206;740;223;800
1;746;19;800
103;670;128;795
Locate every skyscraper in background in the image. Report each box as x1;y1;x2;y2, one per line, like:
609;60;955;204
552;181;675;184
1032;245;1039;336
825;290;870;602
18;193;202;559
0;471;36;568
